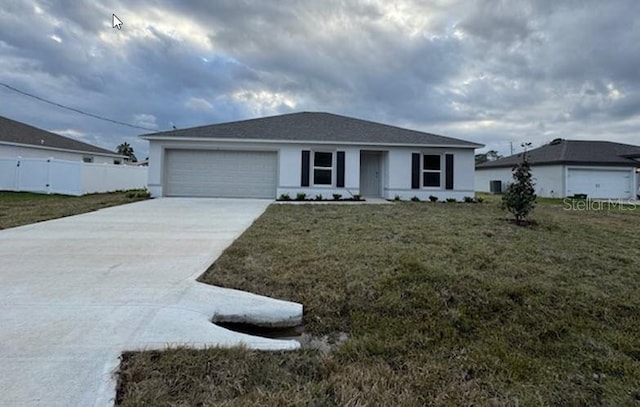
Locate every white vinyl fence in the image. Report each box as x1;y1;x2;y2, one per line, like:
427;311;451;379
0;157;148;196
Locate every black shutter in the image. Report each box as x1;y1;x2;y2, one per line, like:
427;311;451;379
301;150;310;187
411;153;420;189
445;154;454;190
336;151;345;188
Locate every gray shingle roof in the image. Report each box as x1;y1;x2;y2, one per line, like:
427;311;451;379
140;112;482;148
477;139;640;169
0;115;120;156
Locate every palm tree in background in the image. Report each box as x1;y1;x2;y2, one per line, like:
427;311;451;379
116;142;137;162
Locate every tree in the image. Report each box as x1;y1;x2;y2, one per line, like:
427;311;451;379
116;142;137;162
501;155;536;225
475;150;502;165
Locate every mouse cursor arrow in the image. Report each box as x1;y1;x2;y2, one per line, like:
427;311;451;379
112;14;123;30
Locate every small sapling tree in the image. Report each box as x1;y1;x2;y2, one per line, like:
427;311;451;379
501;154;536;225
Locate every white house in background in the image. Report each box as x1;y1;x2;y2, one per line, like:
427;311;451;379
141;112;483;200
476;139;640;199
0;115;124;164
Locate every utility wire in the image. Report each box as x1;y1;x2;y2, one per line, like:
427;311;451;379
0;82;158;132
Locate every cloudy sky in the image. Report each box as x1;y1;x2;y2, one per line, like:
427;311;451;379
1;1;639;158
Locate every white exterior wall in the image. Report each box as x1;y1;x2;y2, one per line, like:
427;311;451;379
475;165;640;198
533;166;565;197
475;167;512;194
276;146;360;199
476;165;564;197
147;141;164;197
147;140;478;200
385;147;475;201
0;144;119;164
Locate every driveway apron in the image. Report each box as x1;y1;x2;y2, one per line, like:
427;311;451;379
0;198;302;407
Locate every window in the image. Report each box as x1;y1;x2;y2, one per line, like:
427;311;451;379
313;151;333;185
83;157;94;163
422;154;441;187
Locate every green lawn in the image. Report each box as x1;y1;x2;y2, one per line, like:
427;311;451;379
113;199;638;405
0;190;150;230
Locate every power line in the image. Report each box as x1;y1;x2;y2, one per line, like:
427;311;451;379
0;82;158;132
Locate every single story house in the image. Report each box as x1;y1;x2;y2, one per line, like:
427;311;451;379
141;112;483;200
0;115;124;164
476;139;640;199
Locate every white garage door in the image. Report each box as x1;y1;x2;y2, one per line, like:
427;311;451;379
165;150;277;198
567;168;632;199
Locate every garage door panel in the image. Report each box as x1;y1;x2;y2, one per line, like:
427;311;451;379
165;150;277;198
567;169;631;199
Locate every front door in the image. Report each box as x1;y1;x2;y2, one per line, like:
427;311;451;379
360;151;382;197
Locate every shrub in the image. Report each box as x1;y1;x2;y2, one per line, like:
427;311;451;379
463;196;475;203
446;198;457;203
278;193;291;201
332;194;342;201
353;194;362;201
476;196;485;203
315;194;323;201
295;192;307;201
127;189;150;199
410;196;420;202
428;195;438;202
501;156;537;225
394;195;401;201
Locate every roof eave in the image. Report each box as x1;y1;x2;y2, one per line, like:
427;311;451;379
477;160;639;169
140;136;483;149
0;141;124;158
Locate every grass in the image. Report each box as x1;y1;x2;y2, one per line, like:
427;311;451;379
116;199;640;406
0;189;150;229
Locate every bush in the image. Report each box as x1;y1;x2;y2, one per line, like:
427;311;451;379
353;194;362;201
315;194;323;201
332;194;342;201
501;156;537;225
295;192;307;201
126;189;150;199
446;198;457;203
476;196;485;203
410;196;420;202
278;193;291;201
463;196;475;203
428;195;438;202
394;195;401;201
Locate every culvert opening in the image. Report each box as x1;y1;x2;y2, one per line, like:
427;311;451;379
214;321;305;340
214;320;350;353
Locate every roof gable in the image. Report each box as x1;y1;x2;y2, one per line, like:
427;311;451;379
477;139;640;169
0;115;119;156
140;112;482;148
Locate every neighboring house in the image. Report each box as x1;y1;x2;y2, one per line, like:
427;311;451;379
141;112;483;200
0;115;124;164
476;139;640;199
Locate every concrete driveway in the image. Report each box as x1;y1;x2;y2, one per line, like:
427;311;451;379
0;198;302;407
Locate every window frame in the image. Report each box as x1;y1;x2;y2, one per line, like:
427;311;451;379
82;156;94;163
422;154;442;188
312;150;334;186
